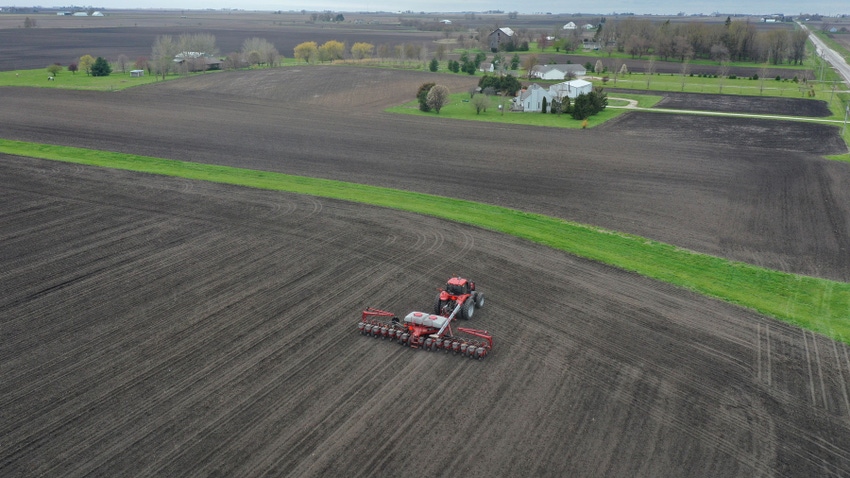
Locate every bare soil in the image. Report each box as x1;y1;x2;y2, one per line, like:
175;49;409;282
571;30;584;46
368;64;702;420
2;65;850;477
612;88;833;116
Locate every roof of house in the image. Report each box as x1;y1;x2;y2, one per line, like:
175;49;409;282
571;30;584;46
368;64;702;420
563;22;576;29
532;64;587;75
492;27;515;36
519;83;546;100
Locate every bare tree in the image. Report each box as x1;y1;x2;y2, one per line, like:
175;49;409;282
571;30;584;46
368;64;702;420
435;43;447;61
679;58;690;91
717;60;730;93
117;54;128;74
594;59;604;76
242;37;279;67
151;35;178;80
759;59;771;95
644;55;656;89
522;54;539;79
426;84;450;113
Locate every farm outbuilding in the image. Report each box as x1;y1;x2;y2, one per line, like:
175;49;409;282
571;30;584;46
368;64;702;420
130;70;144;77
488;27;515;51
530;64;587;80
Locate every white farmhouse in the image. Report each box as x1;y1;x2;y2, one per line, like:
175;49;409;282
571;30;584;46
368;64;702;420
514;79;594;112
562;21;576;30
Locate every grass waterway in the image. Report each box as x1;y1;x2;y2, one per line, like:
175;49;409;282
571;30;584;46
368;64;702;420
2;139;849;343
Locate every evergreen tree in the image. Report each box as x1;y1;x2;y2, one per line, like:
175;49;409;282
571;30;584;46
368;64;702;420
91;57;112;77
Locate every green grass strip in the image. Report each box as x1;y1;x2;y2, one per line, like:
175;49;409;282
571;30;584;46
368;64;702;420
2;138;849;342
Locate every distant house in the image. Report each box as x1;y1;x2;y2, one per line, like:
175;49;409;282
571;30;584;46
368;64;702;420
513;79;593;112
583;23;595;30
530;64;587;80
174;52;222;71
130;69;144;77
515;83;550;112
91;11;103;16
439;19;452;24
488;27;515;50
562;22;576;30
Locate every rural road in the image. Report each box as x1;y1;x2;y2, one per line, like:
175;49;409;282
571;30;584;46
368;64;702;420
800;22;850;87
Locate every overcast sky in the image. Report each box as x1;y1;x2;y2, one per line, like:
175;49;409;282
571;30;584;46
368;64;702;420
98;1;846;16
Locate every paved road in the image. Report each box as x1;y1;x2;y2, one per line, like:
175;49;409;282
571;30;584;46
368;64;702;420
799;22;850;87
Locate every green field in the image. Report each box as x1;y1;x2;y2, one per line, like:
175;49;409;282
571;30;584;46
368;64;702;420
2;138;849;344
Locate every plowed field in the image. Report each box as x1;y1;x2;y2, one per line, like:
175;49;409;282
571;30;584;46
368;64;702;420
3;66;850;477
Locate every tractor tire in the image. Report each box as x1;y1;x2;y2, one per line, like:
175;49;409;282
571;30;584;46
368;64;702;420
474;292;485;309
461;297;475;320
433;295;443;315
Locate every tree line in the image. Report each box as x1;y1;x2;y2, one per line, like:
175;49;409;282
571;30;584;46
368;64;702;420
579;17;808;65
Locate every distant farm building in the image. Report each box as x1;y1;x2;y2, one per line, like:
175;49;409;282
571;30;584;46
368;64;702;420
174;52;222;71
530;64;587;80
488;27;515;50
91;11;104;16
72;12;87;16
130;69;144;77
563;22;576;30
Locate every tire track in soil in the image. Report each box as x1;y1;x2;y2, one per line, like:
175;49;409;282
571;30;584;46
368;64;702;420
20;230;368;476
78;214;464;478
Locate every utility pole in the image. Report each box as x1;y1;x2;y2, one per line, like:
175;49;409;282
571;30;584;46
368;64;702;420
843;103;849;136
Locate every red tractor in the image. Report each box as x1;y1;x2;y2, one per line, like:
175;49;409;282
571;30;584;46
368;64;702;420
434;276;484;320
357;276;492;359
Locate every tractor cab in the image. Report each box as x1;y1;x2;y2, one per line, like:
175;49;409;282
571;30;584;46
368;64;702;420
445;277;474;296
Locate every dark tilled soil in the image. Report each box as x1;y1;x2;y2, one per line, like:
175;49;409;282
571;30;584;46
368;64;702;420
610;88;833;116
656;92;833;116
2;65;850;477
0;67;848;281
2;157;850;477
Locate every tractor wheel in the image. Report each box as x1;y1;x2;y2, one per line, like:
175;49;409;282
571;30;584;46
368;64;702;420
474;292;485;309
433;295;442;315
461;297;475;320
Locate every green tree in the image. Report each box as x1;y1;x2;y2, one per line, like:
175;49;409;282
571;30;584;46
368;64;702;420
510;53;520;70
47;63;62;77
448;60;460;73
318;40;345;62
294;41;318;63
79;55;95;76
571;93;593;120
429;58;439;72
351;42;374;60
541;97;548;113
91;56;112;77
471;94;490;114
426;84;450;113
417;82;435;112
